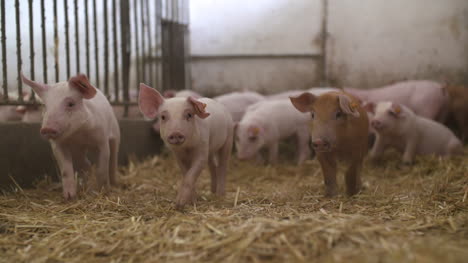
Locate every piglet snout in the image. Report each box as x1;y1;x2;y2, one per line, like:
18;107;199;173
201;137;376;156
167;132;185;145
371;120;383;130
40;127;59;139
312;138;331;152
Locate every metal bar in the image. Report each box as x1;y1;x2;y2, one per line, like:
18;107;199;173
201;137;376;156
28;0;35;101
1;0;8;100
133;0;141;87
320;0;329;86
84;0;90;77
154;0;161;89
190;54;323;60
112;0;119;102
140;0;146;83
40;0;47;87
145;0;153;86
103;0;109;96
64;0;70;78
74;0;80;73
53;0;59;82
15;0;23;101
93;0;100;87
120;0;131;116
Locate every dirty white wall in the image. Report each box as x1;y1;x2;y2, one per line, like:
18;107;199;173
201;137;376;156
189;0;323;95
327;0;468;89
190;0;468;94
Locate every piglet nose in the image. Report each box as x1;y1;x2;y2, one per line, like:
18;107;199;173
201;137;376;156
312;138;329;149
40;127;59;139
371;120;382;129
167;132;185;145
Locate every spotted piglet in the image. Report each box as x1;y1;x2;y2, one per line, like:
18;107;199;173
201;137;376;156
21;73;120;200
290;91;369;196
138;83;233;210
365;102;463;164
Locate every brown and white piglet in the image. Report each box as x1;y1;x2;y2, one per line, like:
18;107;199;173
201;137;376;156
290;91;369;196
22;73;121;200
139;84;233;210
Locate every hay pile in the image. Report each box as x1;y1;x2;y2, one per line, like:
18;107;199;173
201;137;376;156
1;149;467;263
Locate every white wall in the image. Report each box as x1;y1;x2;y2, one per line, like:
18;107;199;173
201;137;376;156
325;0;467;88
189;0;323;95
190;0;468;94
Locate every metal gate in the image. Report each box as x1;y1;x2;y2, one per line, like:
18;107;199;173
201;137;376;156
0;0;190;116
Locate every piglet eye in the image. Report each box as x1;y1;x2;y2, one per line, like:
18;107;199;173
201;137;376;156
335;111;344;119
388;111;397;118
161;115;166;121
310;112;315;119
185;112;193;120
67;102;75;108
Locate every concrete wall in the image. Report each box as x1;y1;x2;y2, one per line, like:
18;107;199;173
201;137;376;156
327;0;468;89
190;0;468;94
0;120;163;189
189;0;323;95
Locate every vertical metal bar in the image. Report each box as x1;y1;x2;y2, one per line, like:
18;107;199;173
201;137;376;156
74;0;80;73
1;0;8;100
64;0;70;78
140;0;146;83
155;0;161;89
93;0;100;87
15;0;23;101
145;0;153;87
120;0;131;116
103;0;109;96
84;0;90;77
112;0;119;102
53;0;59;82
28;0;35;101
133;0;141;87
40;0;47;86
320;0;328;86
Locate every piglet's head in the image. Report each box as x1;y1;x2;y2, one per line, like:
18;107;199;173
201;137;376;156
139;83;210;147
235;123;265;160
290;91;360;152
22;73;97;140
370;102;406;132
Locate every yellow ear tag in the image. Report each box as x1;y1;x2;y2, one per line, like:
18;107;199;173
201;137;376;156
350;102;358;110
249;126;260;135
394;106;401;114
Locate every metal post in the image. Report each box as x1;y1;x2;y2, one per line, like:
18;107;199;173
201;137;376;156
103;0;109;97
28;0;35;101
64;0;70;78
15;0;23;101
320;0;328;86
74;0;80;73
40;0;47;86
1;0;8;100
133;0;141;87
120;0;131;116
112;0;119;102
53;0;59;82
93;0;100;87
84;0;90;77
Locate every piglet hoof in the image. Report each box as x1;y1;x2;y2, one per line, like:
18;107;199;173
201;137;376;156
324;187;338;198
63;190;77;201
402;160;413;166
175;190;196;211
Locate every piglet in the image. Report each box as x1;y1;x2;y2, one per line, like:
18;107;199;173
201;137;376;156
445;85;468;141
345;80;449;122
21;73;121;200
138;83;233;209
365;102;463;164
290;91;369;196
214;91;265;122
235;99;311;165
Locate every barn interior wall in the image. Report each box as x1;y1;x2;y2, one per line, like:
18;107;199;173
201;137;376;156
189;0;468;94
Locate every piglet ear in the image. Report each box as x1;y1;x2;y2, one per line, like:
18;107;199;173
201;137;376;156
139;83;164;119
68;74;97;99
21;72;49;98
290;92;316;113
362;102;375;114
187;96;210;119
338;94;360;118
389;102;403;117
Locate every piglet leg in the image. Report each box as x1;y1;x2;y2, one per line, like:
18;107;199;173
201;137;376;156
402;137;418;164
108;138;119;186
215;133;233;196
370;135;385;161
317;153;338;197
345;160;362;196
95;142;111;191
52;142;76;200
176;155;207;210
208;155;217;194
267;142;279;164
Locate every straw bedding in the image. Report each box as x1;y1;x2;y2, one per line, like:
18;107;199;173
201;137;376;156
1;148;467;263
